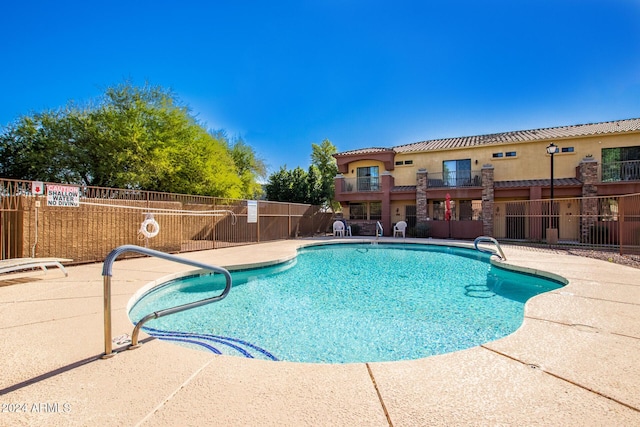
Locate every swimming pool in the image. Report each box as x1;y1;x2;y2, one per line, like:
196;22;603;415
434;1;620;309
129;243;563;363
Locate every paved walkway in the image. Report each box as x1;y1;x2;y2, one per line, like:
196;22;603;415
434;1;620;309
0;238;639;426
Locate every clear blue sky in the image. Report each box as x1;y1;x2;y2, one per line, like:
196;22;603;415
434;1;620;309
1;1;639;175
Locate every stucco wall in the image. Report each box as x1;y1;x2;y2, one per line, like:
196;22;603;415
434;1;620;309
339;159;387;179
390;133;640;186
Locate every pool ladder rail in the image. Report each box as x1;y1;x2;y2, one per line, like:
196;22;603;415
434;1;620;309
376;221;383;239
101;244;232;358
473;236;507;261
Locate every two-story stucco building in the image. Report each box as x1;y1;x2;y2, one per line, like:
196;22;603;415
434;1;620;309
333;117;640;240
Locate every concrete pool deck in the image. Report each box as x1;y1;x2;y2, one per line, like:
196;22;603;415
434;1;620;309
0;238;639;426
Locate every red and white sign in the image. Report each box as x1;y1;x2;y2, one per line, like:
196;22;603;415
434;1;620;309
46;185;80;207
32;181;44;195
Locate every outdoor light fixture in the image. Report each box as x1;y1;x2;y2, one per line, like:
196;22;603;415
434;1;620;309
546;142;559;244
546;143;558;200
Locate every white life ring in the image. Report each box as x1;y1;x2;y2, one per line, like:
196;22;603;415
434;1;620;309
139;216;160;238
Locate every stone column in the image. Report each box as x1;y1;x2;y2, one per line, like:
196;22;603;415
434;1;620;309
579;157;598;242
481;164;494;236
416;169;428;222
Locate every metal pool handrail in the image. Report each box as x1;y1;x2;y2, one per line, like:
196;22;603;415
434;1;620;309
473;236;507;261
376;221;383;239
101;244;232;358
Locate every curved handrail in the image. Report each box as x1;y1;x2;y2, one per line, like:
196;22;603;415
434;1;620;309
376;221;383;238
474;236;507;261
102;245;232;358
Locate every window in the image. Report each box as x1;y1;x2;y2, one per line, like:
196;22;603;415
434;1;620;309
602;146;640;182
356;166;379;191
459;200;473;220
506;151;517;157
561;147;574;153
370;202;382;220
459;200;483;220
492;152;503;158
395;161;403;166
603;146;640;162
349;203;366;220
348;202;381;220
443;159;471;186
404;160;413;165
431;200;456;220
432;201;444;220
405;205;417;227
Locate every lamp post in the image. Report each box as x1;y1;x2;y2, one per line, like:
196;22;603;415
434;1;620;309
546;142;559;244
546;142;558;200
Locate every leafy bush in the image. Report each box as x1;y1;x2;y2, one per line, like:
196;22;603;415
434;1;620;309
408;222;431;238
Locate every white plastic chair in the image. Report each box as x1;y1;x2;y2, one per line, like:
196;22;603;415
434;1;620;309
333;220;346;237
393;221;407;238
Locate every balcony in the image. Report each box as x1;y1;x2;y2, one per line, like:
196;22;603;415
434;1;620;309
427;170;482;188
601;160;640;182
340;177;380;193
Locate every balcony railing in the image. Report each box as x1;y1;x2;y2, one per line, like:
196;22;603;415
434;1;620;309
341;177;381;193
427;170;482;188
601;160;640;183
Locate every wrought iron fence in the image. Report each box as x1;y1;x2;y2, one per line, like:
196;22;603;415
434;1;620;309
340;177;381;192
493;193;640;255
3;177;639;263
601;160;640;182
427;170;482;188
0;178;333;263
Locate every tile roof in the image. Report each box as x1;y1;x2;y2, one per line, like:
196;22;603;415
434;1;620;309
393;117;640;153
391;180;582;190
391;185;417;192
335;147;394;157
494;178;583;188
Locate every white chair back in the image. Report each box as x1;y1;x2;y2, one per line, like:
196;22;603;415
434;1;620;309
394;221;407;237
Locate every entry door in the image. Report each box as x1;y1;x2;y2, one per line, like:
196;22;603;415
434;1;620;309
405;205;417;227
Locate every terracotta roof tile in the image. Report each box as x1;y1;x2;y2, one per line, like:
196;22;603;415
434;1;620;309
335;147;394;156
391;185;417;192
393;118;640;153
494;178;583;188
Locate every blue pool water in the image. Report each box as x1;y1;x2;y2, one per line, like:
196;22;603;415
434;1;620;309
129;243;563;363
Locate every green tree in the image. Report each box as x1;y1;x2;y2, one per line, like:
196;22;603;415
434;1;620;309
0;81;259;198
289;166;309;203
265;139;338;205
228;136;267;199
306;165;324;205
265;166;293;202
265;166;311;203
310;139;338;207
0;111;68;182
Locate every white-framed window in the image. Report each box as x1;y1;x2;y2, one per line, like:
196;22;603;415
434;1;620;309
356;166;379;191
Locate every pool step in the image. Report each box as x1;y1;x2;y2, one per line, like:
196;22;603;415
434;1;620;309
464;284;496;299
142;327;279;360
